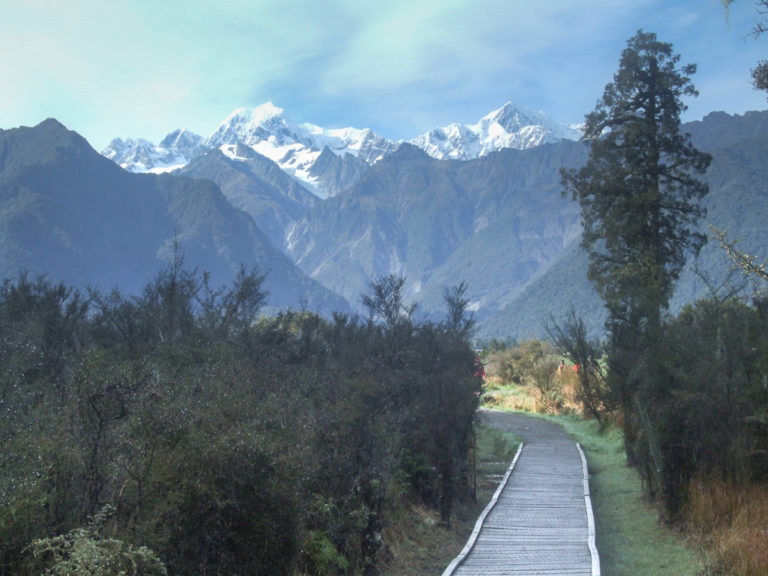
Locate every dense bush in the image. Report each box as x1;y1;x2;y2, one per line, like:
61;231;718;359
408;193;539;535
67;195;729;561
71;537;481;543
483;339;552;386
560;294;768;516
0;269;481;575
650;297;768;513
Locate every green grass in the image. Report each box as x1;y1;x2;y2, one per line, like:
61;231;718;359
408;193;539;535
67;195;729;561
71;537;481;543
535;412;704;576
475;420;521;477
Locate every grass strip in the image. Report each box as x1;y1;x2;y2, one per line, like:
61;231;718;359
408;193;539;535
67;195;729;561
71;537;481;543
539;412;704;576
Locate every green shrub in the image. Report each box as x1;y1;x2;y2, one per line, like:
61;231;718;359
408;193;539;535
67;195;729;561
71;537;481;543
26;506;166;576
302;530;350;576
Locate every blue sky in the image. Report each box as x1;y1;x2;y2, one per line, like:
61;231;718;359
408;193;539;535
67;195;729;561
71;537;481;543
1;0;766;150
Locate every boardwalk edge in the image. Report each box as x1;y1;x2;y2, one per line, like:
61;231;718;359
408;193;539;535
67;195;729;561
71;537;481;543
441;442;525;576
577;442;601;576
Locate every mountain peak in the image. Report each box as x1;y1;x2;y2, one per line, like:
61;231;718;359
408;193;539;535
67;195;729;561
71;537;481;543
484;102;549;131
37;117;69;131
410;101;581;160
159;128;204;150
0;118;101;174
223;102;285;127
102;128;204;174
207;102;298;149
387;142;431;162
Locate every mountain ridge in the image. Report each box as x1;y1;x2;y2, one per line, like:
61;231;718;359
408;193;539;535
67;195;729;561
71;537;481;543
101;101;581;198
285;139;587;322
177;144;319;251
410;102;582;160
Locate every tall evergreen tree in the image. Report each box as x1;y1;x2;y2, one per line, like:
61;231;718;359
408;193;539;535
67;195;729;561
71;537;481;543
561;31;711;473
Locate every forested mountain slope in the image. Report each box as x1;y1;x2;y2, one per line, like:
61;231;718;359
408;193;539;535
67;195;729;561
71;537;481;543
177;144;318;251
0;119;347;313
286;141;587;321
481;111;768;339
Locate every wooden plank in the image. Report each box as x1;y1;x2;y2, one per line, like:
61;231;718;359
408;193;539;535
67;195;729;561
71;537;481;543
443;414;600;576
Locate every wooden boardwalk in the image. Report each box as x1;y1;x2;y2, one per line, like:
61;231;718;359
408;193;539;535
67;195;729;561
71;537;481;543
443;412;600;576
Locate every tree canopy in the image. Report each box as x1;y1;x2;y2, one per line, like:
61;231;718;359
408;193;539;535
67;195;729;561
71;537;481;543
562;30;711;334
561;30;711;477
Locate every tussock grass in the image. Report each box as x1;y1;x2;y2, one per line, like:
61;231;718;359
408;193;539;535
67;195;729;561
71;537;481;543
687;478;768;576
482;369;583;415
481;379;543;412
382;500;472;576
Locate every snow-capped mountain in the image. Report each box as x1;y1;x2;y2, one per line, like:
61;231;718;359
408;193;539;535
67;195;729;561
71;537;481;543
205;103;397;165
205;104;398;195
102;129;206;173
102;103;398;197
410;102;582;160
101;101;581;196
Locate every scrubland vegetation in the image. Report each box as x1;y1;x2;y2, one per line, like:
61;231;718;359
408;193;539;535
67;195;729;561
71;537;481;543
0;263;483;576
3;265;766;576
381;421;519;575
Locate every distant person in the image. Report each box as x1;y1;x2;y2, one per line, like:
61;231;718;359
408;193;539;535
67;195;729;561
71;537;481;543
474;357;486;379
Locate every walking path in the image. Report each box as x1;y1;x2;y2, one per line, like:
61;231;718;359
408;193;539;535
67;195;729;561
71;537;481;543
443;411;600;576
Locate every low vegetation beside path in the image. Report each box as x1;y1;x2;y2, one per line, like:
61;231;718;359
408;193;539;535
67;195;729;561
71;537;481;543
384;422;519;574
479;339;767;576
544;413;702;576
481;375;702;574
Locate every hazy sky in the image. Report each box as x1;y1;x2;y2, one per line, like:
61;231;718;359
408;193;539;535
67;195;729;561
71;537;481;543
1;0;766;150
